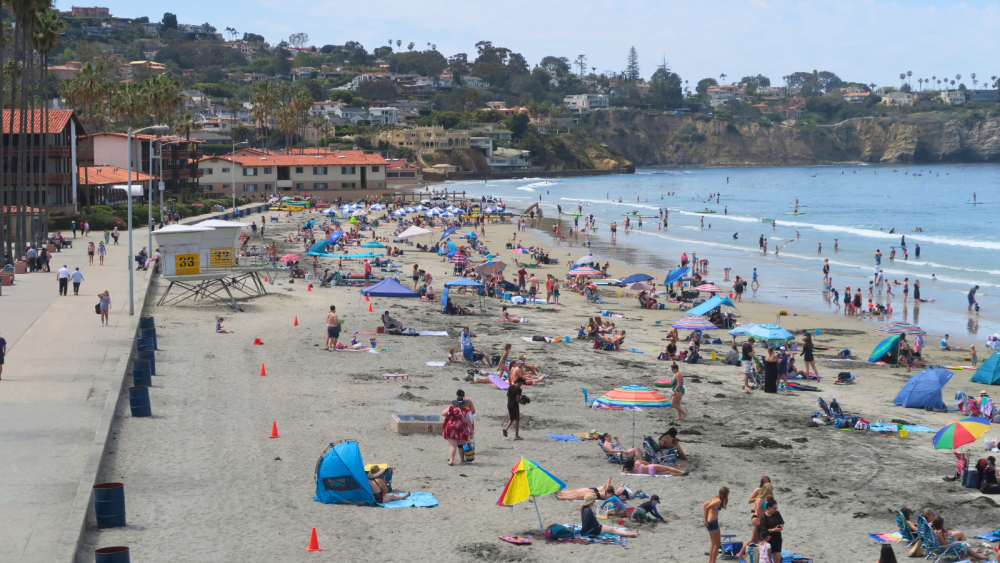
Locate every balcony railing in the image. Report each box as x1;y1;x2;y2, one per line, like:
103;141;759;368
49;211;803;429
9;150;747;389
1;173;71;184
1;146;72;157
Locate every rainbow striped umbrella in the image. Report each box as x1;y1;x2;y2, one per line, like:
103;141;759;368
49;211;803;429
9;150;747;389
875;321;927;336
566;267;601;277
497;458;566;531
696;284;722;293
932;417;991;450
671;317;719;330
595;385;671;446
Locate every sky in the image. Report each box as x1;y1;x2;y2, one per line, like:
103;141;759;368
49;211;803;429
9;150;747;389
74;0;1000;88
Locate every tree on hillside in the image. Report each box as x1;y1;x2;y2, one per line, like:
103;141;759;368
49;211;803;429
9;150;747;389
738;74;770;96
162;13;177;30
271;46;292;76
575;54;587;77
625;47;640;80
539;56;570;77
275;103;300;148
648;62;682;109
696;77;718;102
172;112;203;141
506;113;530;139
288;33;308;49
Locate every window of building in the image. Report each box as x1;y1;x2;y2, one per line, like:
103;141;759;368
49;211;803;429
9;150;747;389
245;184;258;191
263;167;272;174
314;183;328;190
243;168;257;176
202;184;213;190
341;166;356;175
221;167;230;173
200;168;213;175
222;184;230;190
313;166;328;175
295;167;303;173
264;184;272;190
371;166;379;172
341;182;356;189
295;183;304;190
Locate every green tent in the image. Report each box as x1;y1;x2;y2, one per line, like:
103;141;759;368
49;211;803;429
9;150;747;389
971;352;1000;385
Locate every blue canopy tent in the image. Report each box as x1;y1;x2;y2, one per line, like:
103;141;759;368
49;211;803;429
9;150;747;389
360;277;420;298
971;352;1000;385
441;278;484;313
621;273;655;285
893;368;954;410
686;295;736;317
314;440;376;505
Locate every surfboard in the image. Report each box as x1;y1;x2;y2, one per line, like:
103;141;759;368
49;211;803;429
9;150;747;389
783;212;806;215
694;210;716;214
567;213;584;216
965;202;984;205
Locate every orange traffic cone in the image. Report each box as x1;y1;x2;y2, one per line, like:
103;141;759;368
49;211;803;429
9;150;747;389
307;527;321;551
365;295;370;302
264;274;268;282
307;283;312;291
294;316;299;326
253;338;263;345
269;420;279;438
367;303;373;312
260;363;267;377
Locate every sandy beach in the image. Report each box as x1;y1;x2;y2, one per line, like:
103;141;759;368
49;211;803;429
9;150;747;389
80;203;1000;563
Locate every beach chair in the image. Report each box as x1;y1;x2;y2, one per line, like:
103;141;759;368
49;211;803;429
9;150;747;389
916;515;967;563
641;436;678;466
599;440;624;465
462;346;488;368
585;288;602;303
593;333;617;351
894;510;918;547
745;359;764;390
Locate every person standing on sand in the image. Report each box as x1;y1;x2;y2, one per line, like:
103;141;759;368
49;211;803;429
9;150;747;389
527;273;539;303
669;363;687;421
325;306;341;351
741;338;756;390
702;487;729;563
800;333;819;377
362;258;372;287
545;274;554;304
503;379;525;440
442;400;472;466
751;268;759;290
98;290;111;326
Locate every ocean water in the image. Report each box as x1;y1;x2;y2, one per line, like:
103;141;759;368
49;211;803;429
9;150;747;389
449;164;1000;343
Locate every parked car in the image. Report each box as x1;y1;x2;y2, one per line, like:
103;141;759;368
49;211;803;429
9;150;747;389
420;196;449;205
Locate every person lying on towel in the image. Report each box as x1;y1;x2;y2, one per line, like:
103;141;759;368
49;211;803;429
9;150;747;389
622;459;688;477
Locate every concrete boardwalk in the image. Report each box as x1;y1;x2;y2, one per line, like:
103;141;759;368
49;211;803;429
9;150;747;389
0;231;153;563
0;204;267;563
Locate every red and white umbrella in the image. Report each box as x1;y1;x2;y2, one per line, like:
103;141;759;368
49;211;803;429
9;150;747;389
278;254;300;262
696;284;722;293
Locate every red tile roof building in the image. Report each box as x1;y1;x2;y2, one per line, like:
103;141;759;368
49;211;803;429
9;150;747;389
1;109;86;214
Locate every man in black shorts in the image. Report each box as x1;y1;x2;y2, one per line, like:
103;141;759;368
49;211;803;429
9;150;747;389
325;305;341;351
503;380;524;440
734;276;744;302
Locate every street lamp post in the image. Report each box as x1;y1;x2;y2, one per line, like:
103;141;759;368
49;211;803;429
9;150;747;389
127;125;169;316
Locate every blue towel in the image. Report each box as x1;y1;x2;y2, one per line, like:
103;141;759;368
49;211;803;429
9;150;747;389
902;425;937;433
626;348;643;353
380;492;438;508
545;433;583;442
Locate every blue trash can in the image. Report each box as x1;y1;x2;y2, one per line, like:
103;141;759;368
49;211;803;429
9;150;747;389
137;337;154;352
138;350;155;376
93;483;126;528
128;385;151;417
139;316;155;330
140;327;157;350
95;546;130;563
132;360;151;387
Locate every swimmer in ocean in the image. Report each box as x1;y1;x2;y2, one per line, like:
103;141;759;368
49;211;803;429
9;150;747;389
733;232;738;240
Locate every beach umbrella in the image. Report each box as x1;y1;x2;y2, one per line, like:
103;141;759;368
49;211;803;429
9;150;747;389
476;261;506;275
594;385;672;446
415;205;428;211
277;254;300;262
671;317;718;331
696;284;723;293
664;266;691;285
729;323;758;337
427;208;442;216
397;226;432;239
403;207;416;213
621;273;655;284
321;208;338;215
446;206;461;213
351;210;368;217
868;334;901;363
497;458;567;531
566;267;601;277
440;226;458;241
628;282;654;291
464;232;478;239
932;417;991;450
874;321;927;336
391;209;406;217
370;204;385;210
512;248;529;254
361;241;385;248
743;323;793;343
440;212;457;217
573;254;597;267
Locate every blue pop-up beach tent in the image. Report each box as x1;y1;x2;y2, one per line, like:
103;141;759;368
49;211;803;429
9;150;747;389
686;295;735;317
893;368;954;410
971;352;1000;385
308;239;330;254
441;278;483;310
314;440;376;505
359;277;419;298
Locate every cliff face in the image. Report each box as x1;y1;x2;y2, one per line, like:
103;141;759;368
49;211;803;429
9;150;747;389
579;110;1000;166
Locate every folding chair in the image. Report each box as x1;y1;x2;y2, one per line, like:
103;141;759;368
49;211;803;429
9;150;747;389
462;346;488;368
641;436;678;466
599;440;624;465
593;333;616;351
916;515;967;563
894;510;918;547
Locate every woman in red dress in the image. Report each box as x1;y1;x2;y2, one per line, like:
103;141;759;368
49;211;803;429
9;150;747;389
442;404;472;466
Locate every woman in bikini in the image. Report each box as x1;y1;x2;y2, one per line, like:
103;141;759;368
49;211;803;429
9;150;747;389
367;466;410;504
622;459;688;476
556;477;614;500
598;433;643;461
703;487;729;563
669;363;687;421
737;483;773;560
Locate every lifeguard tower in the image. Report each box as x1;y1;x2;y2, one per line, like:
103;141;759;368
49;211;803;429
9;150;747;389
153;220;268;310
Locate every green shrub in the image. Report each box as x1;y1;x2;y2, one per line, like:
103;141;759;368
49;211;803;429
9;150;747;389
421;154;434;162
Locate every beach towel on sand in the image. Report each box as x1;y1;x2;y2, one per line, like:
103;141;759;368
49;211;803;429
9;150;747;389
425;361;447;367
417;331;449;336
379;492;438;508
620;472;672;478
868;532;903;542
545;433;584;442
498;536;532;545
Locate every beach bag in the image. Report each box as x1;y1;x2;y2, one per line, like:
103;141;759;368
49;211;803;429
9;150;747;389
531;335;546;342
907;542;925;557
547;524;574;539
462;442;475;462
95;303;101;315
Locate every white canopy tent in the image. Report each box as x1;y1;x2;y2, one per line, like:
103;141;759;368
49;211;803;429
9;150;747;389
397;226;433;239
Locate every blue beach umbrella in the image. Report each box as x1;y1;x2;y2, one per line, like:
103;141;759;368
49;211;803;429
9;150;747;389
729;323;758;337
440;226;458;241
744;324;794;343
664;267;691;285
621;273;655;285
869;334;901;363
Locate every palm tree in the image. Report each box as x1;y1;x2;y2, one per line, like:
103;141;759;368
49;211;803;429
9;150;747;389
971;73;977;89
899;73;906;86
111;82;147;129
142;74;182;126
917;78;922;91
465;88;482;111
719;73;727;84
955;74;961;86
310;114;331;143
172;112;202;141
290;89;312;141
906;70;912;88
32;7;63;240
63;62;108;130
224;96;243;129
275;102;299;148
250;81;278;136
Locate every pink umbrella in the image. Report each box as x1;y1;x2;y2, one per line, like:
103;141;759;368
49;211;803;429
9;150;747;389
512;248;529;254
278;254;300;262
696;284;722;293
